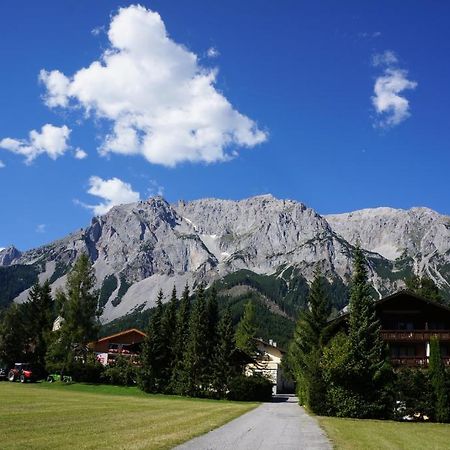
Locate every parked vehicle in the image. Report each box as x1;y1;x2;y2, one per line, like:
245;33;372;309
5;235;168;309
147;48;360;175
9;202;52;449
7;363;35;383
46;373;73;383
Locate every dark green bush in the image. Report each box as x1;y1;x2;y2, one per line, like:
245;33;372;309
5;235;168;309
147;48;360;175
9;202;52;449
70;354;104;383
227;374;273;401
102;356;138;386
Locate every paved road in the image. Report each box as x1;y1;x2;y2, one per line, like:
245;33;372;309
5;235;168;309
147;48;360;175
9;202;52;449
175;395;332;450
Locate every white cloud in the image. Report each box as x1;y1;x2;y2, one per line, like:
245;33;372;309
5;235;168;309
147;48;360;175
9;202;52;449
372;50;398;67
81;176;141;215
74;148;88;159
371;51;417;128
40;5;267;167
36;224;46;233
0;124;71;163
206;46;220;58
39;70;70;108
0;160;5;168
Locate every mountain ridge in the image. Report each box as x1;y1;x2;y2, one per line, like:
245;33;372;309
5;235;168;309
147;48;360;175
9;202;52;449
1;195;449;322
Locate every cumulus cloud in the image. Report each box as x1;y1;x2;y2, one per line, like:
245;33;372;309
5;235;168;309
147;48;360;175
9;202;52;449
0;124;71;163
371;51;417;127
74;148;88;159
40;5;267;167
80;176;141;215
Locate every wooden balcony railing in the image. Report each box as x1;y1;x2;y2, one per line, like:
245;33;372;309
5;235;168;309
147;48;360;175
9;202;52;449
381;330;450;342
391;356;450;367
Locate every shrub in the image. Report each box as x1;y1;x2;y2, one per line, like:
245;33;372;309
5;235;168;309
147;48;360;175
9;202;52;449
70;354;104;383
227;374;273;401
102;356;138;386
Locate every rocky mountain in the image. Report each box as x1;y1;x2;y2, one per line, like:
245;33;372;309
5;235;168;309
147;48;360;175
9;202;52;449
1;195;449;322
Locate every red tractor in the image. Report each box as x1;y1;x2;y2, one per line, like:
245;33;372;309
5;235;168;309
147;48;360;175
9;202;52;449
7;363;35;383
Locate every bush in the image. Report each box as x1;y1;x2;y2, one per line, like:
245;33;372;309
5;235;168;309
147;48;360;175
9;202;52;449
70;354;104;383
393;368;433;420
102;356;138;386
227;374;273;401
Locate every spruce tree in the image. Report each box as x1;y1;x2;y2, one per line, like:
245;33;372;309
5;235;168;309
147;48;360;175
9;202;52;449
429;336;450;422
182;284;210;396
212;306;236;398
139;290;165;393
346;245;388;418
160;286;178;391
25;280;55;373
46;254;100;374
406;275;444;304
288;269;331;413
206;287;219;363
235;300;258;357
171;283;191;393
0;303;28;367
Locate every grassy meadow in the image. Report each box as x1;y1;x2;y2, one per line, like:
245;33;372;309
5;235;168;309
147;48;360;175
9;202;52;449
319;416;450;450
0;382;257;449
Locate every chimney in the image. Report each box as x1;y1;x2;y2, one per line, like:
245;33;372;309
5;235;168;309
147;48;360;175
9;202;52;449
269;339;273;346
273;341;277;347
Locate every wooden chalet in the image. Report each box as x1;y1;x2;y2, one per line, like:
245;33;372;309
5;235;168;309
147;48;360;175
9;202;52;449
90;328;147;366
331;290;450;367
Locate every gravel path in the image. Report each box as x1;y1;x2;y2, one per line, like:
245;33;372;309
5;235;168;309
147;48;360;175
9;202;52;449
175;395;332;450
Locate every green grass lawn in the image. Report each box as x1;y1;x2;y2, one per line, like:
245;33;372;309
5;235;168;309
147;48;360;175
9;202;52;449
0;382;258;450
318;416;450;450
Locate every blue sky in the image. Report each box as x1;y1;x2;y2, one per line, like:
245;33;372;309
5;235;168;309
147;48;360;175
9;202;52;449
1;1;450;250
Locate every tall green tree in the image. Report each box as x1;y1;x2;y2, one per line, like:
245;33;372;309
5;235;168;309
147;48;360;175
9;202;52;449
160;286;178;391
46;254;100;374
429;336;450;422
235;300;258;357
288;269;331;413
171;283;191;393
340;245;388;418
212;306;236;398
25;280;55;373
0;303;28;367
182;284;210;396
139;290;165;393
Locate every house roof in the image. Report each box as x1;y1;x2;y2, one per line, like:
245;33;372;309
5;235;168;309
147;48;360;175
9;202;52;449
95;328;147;344
328;289;450;327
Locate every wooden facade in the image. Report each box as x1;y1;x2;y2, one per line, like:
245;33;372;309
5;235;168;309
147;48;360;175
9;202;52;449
90;328;147;366
331;291;450;367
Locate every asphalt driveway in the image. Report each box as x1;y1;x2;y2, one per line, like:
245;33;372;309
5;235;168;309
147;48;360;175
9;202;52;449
175;395;331;450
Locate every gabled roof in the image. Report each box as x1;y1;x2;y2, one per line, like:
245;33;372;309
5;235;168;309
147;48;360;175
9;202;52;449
328;289;450;326
95;328;147;343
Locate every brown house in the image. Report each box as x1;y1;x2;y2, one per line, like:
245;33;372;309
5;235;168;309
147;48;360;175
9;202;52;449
331;291;450;367
90;328;147;366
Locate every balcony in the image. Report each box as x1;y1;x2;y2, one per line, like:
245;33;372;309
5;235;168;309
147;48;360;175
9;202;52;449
391;356;450;367
381;330;450;342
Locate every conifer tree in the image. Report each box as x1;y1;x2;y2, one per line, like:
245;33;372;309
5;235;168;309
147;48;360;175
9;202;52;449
171;283;191;392
46;254;100;373
235;300;258;357
288;269;331;413
406;275;444;304
346;245;388;417
139;290;165;392
0;303;28;367
160;286;178;391
206;287;219;359
212;306;236;398
182;284;210;396
429;336;450;422
25;280;55;373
